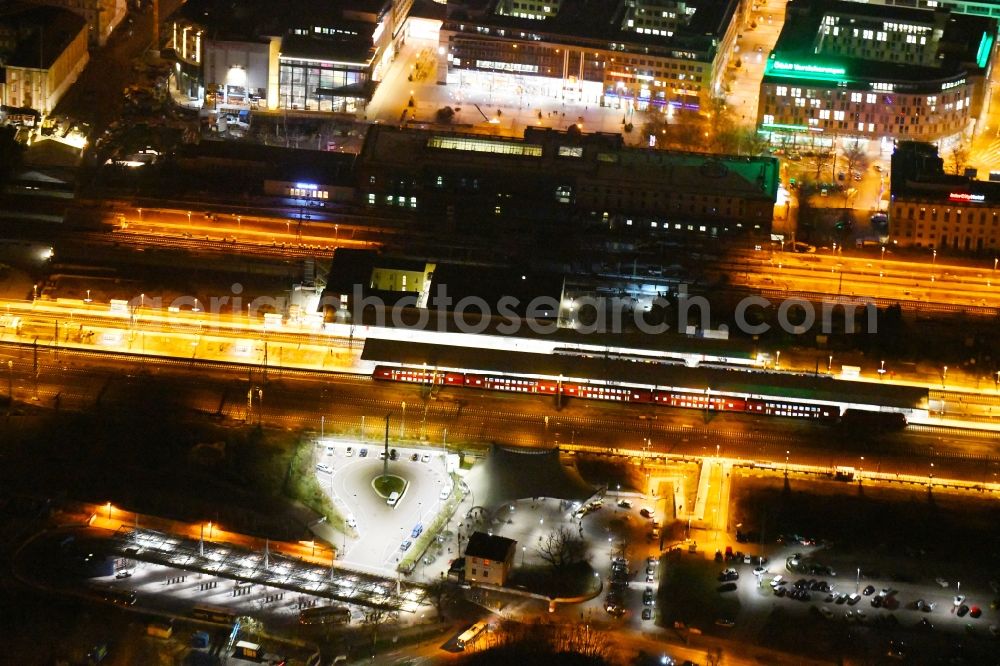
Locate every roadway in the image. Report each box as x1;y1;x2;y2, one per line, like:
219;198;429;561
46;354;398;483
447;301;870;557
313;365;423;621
1;341;997;487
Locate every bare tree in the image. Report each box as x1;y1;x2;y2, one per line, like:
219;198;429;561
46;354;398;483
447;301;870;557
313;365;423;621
841;139;868;177
424;577;451;620
536;526;587;573
363;608;396;655
947;140;970;175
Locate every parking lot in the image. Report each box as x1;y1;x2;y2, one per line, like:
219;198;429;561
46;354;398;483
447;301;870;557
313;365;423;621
314;439;456;573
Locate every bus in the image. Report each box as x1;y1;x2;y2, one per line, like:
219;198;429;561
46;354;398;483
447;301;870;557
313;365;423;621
456;621;488;650
298;605;351;626
190;604;239;624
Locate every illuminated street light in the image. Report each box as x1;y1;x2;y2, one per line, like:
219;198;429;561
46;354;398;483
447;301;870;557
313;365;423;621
137;207;143;220
187;211;192;224
106;502;112;519
932;249;937;265
85;289;92;303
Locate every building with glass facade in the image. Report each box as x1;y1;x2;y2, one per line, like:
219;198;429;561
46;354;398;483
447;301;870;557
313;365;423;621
437;0;743;111
168;0;414;115
756;0;996;152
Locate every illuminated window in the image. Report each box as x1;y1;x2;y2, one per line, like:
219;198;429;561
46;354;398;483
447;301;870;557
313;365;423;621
427;136;542;157
866;94;877;104
850;92;862;103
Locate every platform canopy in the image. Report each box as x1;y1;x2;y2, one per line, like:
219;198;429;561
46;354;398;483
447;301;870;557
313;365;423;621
465;444;596;510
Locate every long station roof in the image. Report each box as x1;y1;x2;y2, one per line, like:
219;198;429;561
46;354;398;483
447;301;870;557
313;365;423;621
361;339;928;410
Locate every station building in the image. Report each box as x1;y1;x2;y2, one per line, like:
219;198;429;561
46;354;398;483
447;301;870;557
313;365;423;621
166;0;414;115
436;0;744;112
355;124;780;239
0;4;89;116
888;141;1000;251
756;0;996;152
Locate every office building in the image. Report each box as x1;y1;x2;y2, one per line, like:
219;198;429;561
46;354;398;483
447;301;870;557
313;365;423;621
889;141;1000;251
757;0;995;151
437;0;743;111
168;0;414;114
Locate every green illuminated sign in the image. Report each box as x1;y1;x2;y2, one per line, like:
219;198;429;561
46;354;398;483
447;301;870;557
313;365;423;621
976;32;993;69
764;57;852;84
772;61;845;76
762;123;809;131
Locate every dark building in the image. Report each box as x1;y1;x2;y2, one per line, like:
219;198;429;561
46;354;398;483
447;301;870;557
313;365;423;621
889;141;1000;251
356;124;780;239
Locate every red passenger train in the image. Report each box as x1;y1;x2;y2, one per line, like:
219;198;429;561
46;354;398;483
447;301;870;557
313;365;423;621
372;366;840;421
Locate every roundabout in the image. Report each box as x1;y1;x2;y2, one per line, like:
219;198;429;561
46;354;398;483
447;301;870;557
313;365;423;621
314;440;457;573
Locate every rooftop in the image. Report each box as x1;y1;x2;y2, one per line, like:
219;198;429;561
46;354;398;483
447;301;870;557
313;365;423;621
176;0;387;43
0;3;86;70
359;125;780;201
763;0;995;90
444;0;740;54
361;338;929;409
174;140;356;185
465;531;517;561
890;141;1000;203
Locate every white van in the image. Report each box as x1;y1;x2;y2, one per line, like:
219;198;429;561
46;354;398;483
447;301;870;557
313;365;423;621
439;485;452;501
387;491;400;506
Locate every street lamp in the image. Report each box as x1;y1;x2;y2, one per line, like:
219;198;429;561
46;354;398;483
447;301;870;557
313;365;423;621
187;211;192;224
106;502;112;519
784;450;789;475
84;289;91;303
137;207;143;220
828;355;833;373
932;249;937;265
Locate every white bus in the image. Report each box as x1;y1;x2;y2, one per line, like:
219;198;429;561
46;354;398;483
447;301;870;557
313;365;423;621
456;621;488;649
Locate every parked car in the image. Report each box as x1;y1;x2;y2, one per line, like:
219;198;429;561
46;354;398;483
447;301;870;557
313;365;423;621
617;499;632;509
315;463;333;475
410;453;419;461
400;539;412;552
863;585;876;596
345;447;354;457
359;448;368;457
642;608;653;620
421;453;431;463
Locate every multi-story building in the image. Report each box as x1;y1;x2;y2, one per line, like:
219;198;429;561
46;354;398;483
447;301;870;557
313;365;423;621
757;0;996;151
356;124;780;239
464;531;516;586
889;141;1000;252
168;0;413;115
846;0;1000;21
0;4;89;116
24;0;127;47
437;0;743;111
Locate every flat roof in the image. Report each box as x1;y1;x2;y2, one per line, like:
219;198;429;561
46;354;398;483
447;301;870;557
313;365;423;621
444;0;740;54
361;339;929;409
0;4;86;70
763;0;995;90
358;125;780;202
176;141;356;185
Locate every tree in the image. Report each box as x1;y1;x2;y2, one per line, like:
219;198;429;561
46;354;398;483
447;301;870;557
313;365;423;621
536;526;587;573
841;139;868;177
363;608;396;655
947;139;970;175
424;577;452;620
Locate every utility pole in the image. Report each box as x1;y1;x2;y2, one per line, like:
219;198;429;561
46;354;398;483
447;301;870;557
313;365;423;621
152;0;159;52
383;413;390;481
